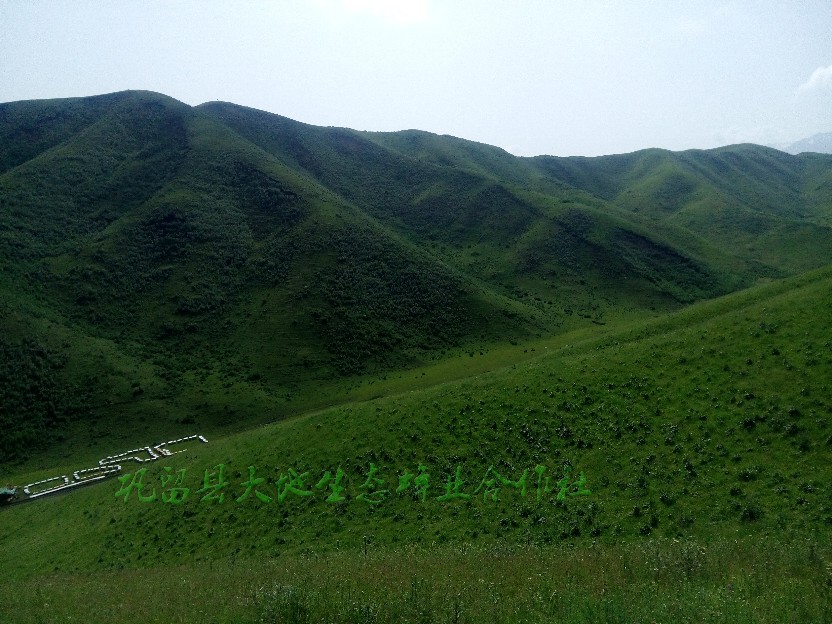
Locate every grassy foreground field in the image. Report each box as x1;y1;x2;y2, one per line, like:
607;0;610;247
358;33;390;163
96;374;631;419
1;266;831;622
1;536;830;623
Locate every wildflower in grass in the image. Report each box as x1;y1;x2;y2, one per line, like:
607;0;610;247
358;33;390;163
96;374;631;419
275;469;314;504
237;465;273;504
114;468;157;503
396;464;430;502
474;465;529;502
160;467;189;505
315;467;347;503
436;464;472;502
356;462;388;504
196;464;229;503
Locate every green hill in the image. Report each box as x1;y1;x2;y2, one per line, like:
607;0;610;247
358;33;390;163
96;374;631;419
1;266;831;623
2;92;832;468
2;90;832;623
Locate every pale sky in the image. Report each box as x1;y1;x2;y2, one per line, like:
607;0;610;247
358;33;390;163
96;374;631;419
1;0;830;156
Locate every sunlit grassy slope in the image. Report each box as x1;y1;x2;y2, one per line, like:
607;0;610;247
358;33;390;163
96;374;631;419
2;91;832;622
2;265;830;577
2;91;832;468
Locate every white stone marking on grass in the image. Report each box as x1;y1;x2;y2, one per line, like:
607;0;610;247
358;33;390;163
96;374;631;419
19;434;208;501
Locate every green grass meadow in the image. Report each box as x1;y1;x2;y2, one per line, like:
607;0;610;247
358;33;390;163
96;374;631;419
3;266;832;622
2;92;832;622
2;536;831;624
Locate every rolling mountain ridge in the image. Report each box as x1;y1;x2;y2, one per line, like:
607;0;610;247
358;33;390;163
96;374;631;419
2;90;832;624
1;90;831;464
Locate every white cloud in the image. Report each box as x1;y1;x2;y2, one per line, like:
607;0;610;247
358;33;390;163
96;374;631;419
797;64;832;94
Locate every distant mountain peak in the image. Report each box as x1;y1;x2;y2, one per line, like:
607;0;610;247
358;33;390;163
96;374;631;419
775;132;832;155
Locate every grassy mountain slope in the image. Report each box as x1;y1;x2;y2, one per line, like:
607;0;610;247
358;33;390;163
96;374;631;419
198;101;820;316
1;265;831;622
2;91;832;468
532;145;832;275
4;266;832;562
2;90;832;623
0;92;141;175
1;93;534;464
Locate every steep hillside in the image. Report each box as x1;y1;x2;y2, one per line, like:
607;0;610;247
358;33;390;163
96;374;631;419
0;92;532;463
1;91;832;465
2;91;832;624
2;265;831;574
532;146;832;272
